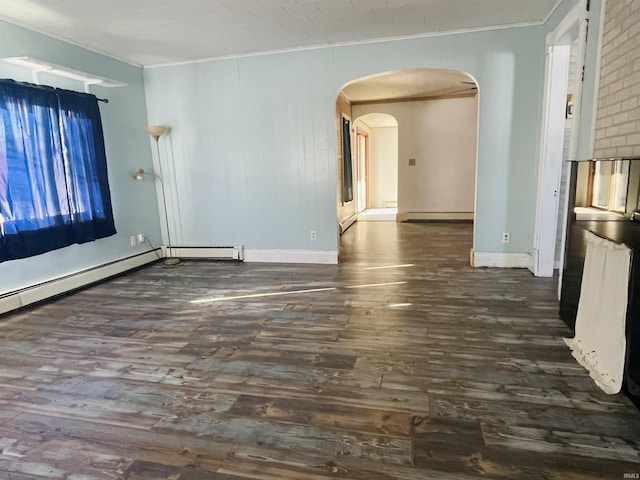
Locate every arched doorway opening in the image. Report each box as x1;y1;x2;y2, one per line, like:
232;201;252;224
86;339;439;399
336;69;479;240
353;113;398;221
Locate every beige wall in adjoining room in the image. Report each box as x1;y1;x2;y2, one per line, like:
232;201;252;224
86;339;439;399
354;96;478;219
368;126;399;209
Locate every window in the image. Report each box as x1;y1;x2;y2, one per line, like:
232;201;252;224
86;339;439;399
591;159;629;213
342;116;353;203
0;79;116;263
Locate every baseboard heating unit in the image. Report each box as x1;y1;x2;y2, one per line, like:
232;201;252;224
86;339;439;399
339;213;358;234
0;250;161;316
0;245;245;316
166;245;244;260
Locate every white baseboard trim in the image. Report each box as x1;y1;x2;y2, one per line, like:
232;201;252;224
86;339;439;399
339;213;358;234
473;251;533;269
164;245;244;260
244;249;338;264
0;250;161;315
398;211;474;221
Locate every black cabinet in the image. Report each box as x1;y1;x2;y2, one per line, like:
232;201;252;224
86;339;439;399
560;162;640;408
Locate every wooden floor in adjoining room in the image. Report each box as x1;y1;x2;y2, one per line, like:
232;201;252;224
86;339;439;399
1;221;639;479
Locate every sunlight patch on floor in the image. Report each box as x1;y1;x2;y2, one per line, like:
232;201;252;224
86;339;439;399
191;281;408;304
358;208;397;221
363;264;414;270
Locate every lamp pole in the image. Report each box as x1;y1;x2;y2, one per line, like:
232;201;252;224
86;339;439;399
147;125;181;265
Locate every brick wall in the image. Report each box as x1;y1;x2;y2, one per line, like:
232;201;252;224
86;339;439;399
593;0;640;158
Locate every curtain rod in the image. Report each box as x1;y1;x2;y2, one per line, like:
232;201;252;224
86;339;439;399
1;79;109;103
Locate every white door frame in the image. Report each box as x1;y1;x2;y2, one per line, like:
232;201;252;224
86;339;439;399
353;120;370;214
533;0;588;278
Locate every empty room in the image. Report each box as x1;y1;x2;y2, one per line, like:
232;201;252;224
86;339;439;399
1;0;640;478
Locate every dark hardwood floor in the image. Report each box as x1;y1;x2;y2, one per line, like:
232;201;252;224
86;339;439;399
1;221;639;479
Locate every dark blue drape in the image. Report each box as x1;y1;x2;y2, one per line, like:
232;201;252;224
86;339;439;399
0;80;116;262
57;89;116;243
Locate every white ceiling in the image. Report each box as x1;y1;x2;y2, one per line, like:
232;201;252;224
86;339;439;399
342;68;476;103
0;0;560;67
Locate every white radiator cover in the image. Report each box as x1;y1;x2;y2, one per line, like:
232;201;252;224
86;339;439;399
0;250;160;315
164;245;244;260
0;245;244;316
339;213;358;234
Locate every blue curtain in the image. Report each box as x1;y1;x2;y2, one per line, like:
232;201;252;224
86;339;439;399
0;80;116;262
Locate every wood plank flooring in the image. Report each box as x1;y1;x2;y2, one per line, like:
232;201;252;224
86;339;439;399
1;221;640;479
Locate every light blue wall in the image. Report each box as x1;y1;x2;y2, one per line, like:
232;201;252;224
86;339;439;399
145;25;549;254
0;20;161;294
144;50;337;251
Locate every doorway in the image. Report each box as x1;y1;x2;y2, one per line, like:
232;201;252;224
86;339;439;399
336;68;478;245
354;113;399;222
533;0;588;283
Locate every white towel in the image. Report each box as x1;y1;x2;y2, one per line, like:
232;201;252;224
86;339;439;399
564;231;632;394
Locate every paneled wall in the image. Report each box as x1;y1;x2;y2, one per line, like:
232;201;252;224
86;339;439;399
593;0;640;158
143;0;600;260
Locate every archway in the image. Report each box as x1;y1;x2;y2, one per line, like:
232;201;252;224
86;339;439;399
336;69;479;238
353;113;398;221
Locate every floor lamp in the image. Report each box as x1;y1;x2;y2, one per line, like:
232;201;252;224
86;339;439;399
146;125;181;266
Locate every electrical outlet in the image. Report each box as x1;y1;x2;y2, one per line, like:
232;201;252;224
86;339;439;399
136;233;146;244
502;232;510;243
130;235;136;247
310;230;317;241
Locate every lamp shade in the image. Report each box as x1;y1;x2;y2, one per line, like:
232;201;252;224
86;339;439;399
146;125;167;140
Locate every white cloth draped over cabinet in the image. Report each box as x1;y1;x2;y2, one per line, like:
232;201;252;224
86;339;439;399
564;231;632;394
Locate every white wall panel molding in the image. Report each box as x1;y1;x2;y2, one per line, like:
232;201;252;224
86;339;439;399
398;212;474;221
473;252;534;269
